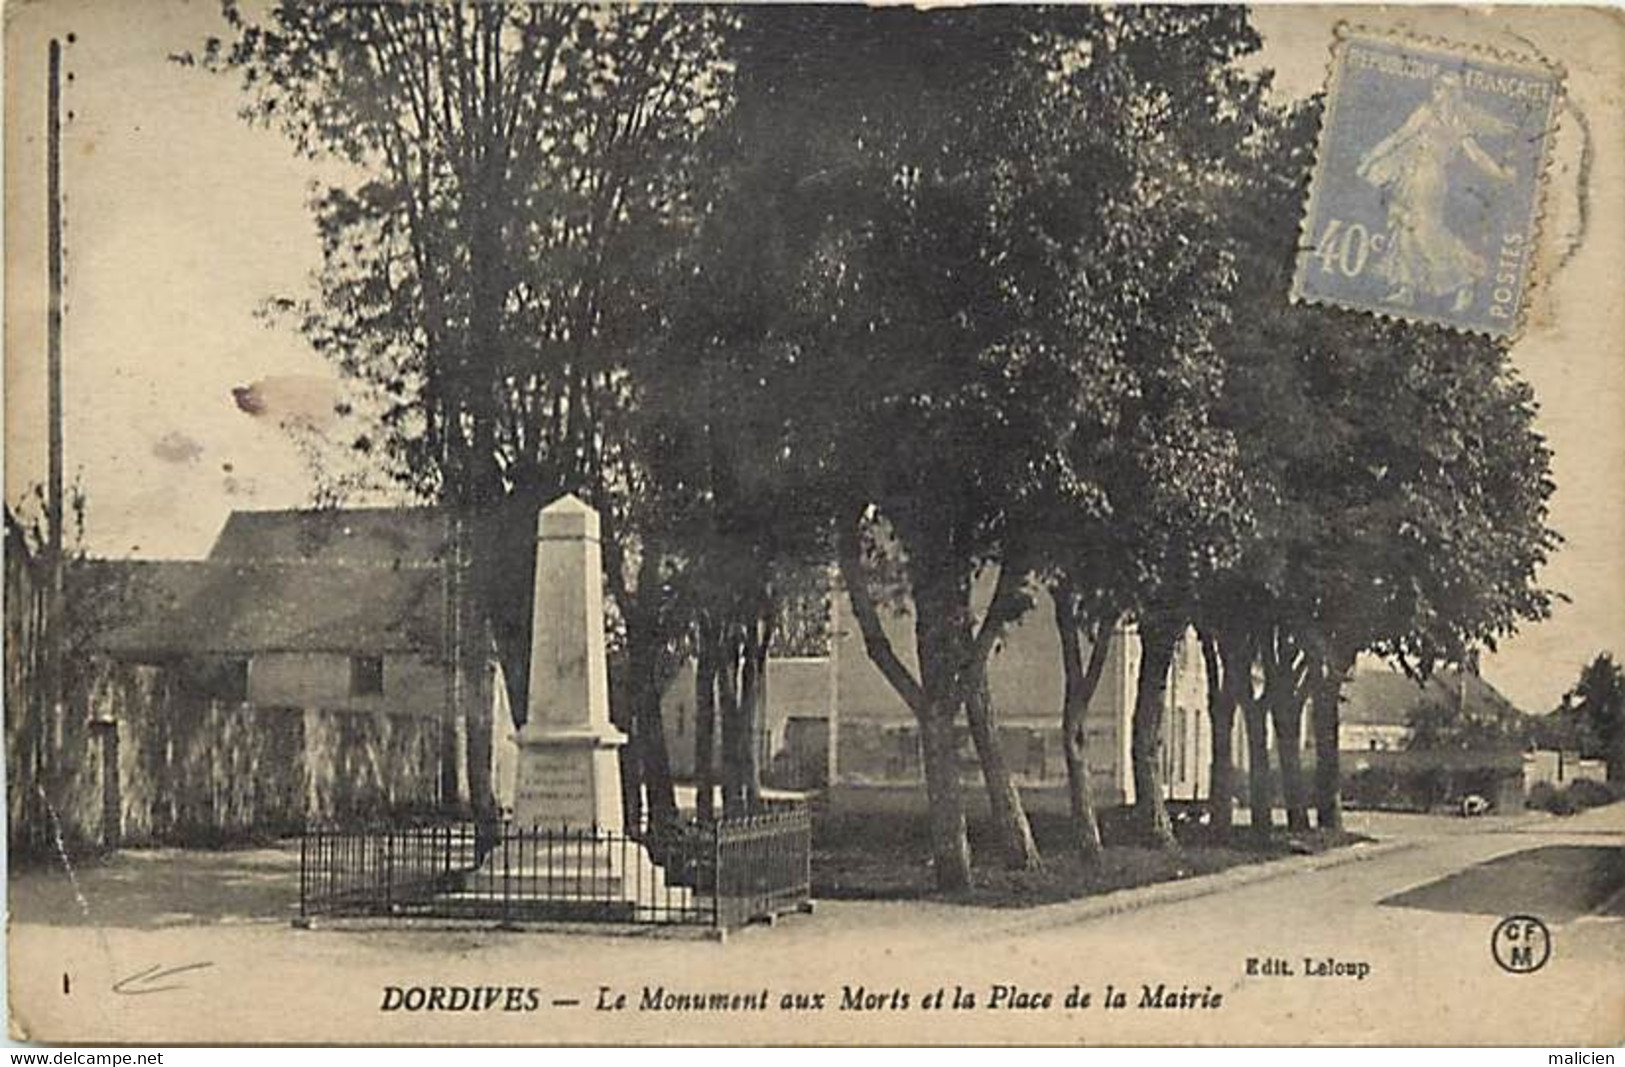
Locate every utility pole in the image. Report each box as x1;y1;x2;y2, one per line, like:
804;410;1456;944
43;37;67;783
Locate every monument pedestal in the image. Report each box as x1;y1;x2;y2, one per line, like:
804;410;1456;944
511;729;627;831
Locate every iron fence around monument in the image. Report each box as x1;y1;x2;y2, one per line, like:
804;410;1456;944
296;802;811;930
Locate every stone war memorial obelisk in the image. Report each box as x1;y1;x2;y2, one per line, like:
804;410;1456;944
512;494;626;830
474;493;688;919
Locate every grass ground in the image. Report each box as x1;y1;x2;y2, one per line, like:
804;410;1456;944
811;785;1368;906
1379;843;1625;921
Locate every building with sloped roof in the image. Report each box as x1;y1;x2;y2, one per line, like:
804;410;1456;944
1339;665;1522;752
81;507;516;817
82;557;463;720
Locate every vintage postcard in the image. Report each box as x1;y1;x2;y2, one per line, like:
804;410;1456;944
5;1;1623;1048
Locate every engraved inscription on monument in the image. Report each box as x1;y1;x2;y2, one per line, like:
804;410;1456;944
514;747;598;826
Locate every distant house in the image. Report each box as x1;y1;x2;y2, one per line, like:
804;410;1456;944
661;574;1213;806
1339;666;1522;752
84;506;515;814
86;558;459;718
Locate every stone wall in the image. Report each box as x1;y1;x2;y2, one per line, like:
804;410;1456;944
247;650;450;719
1523;749;1609;789
7;656;446;854
113;668;308;844
299;705;443;826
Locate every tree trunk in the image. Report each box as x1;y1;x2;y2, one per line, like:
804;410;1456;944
1226;630;1272;847
1132;618;1181;849
1241;699;1272;845
964;660;1041;870
1312;646;1355;832
620;552;680;836
459;146;508;834
913;562;977;891
436;516;458;811
836;518;972;893
1055;587;1113;862
618;703;646;834
694;618;718;822
457;517;497;833
615;611;647;834
635;649;678;838
1309;673;1340;832
738;618;768;812
1200;630;1236;837
717;628;746;817
1269;683;1311;833
640;696;678;829
919;706;973;892
439;706;462;812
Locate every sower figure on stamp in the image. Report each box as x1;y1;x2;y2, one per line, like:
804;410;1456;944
1356;72;1516;312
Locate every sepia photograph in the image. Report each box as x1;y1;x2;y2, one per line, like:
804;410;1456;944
3;0;1623;1048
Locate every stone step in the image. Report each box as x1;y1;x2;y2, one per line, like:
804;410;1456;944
476;854;622;875
463;851;649;880
433;881;697;914
458;852;695;903
458;873;679;897
437;886;656;903
424;893;640;923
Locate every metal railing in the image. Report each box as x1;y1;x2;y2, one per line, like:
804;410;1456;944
297;804;811;930
714;807;813;928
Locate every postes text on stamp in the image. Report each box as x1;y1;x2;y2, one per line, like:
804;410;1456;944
1293;30;1563;336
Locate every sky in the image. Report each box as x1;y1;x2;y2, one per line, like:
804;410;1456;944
5;2;1623;713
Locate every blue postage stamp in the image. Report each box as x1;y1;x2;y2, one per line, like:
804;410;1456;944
1293;29;1563;336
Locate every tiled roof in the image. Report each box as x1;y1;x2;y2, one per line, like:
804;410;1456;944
1342;666;1520;726
207;506;451;568
82;559;446;659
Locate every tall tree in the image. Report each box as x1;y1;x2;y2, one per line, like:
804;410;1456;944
1208;96;1560;836
201;2;735;828
704;5;1096;882
762;6;1262;878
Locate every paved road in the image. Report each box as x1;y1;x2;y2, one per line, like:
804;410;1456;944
10;805;1624;1045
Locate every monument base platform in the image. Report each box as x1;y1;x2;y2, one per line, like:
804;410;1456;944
452;830;697;921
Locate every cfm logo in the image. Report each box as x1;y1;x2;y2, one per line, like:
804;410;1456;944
1491;914;1552;974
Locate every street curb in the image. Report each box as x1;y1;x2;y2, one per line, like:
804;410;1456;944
983;837;1425;938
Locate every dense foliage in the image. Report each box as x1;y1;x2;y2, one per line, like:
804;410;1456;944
202;4;1562;883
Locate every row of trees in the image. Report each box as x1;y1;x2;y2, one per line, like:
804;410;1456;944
203;4;1559;889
